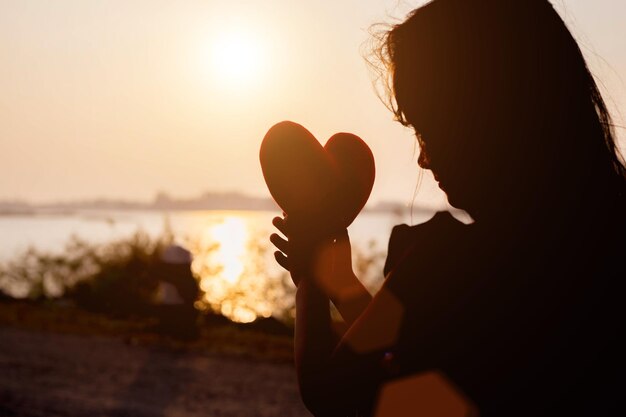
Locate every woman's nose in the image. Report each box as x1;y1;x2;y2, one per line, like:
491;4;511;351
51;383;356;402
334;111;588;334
418;150;430;170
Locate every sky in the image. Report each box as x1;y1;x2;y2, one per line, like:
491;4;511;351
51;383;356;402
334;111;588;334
1;0;625;207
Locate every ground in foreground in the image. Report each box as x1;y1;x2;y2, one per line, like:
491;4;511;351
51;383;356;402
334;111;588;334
0;327;310;417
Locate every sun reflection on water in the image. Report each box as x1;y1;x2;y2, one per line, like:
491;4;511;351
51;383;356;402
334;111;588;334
191;213;288;324
209;217;247;284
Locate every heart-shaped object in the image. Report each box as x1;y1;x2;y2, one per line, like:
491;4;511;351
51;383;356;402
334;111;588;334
260;121;375;231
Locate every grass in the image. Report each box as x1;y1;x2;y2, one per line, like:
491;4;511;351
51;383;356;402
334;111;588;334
0;298;295;363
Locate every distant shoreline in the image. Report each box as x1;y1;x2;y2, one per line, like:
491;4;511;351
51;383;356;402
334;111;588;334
0;205;437;217
0;192;441;217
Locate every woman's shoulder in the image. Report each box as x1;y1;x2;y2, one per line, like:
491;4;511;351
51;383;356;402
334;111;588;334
388;211;467;247
383;211;469;277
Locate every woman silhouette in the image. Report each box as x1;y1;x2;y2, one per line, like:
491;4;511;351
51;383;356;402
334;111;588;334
270;1;626;415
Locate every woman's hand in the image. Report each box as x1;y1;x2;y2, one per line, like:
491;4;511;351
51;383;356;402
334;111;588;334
270;214;354;287
269;215;293;273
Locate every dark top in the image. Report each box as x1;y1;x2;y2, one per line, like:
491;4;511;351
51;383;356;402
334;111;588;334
379;211;625;417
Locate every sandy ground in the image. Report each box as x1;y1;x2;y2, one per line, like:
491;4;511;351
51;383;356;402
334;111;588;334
0;326;311;417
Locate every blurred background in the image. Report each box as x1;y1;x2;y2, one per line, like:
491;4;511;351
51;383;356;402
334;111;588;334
0;1;624;416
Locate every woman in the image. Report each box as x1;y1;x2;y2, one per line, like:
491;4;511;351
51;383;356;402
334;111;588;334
270;1;626;415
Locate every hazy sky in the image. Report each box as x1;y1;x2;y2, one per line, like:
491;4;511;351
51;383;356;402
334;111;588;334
1;0;625;207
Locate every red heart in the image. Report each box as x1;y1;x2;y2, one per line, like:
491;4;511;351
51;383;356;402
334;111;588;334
260;121;375;230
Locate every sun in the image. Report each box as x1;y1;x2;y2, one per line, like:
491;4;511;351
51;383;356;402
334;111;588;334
209;29;266;89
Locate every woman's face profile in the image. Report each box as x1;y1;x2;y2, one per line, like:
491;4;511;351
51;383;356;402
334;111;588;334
407;107;492;218
417;135;477;215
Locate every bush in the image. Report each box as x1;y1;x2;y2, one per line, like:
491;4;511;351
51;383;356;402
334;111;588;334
0;231;175;317
0;227;386;326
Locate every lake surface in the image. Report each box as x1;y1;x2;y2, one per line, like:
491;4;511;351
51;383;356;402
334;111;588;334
0;209;441;322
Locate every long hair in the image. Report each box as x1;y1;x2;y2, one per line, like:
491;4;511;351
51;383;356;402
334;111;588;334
370;0;626;202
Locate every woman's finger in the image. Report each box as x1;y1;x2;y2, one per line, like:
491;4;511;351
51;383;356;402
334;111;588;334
272;216;289;236
270;233;289;254
274;251;290;271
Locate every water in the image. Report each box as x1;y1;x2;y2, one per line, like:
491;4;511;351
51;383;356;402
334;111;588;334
0;209;438;322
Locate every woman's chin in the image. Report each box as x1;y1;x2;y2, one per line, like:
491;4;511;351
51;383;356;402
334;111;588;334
444;192;465;211
444;192;480;217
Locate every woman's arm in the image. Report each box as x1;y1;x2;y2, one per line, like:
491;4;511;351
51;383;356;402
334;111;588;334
271;217;400;414
293;257;406;416
292;276;334;414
